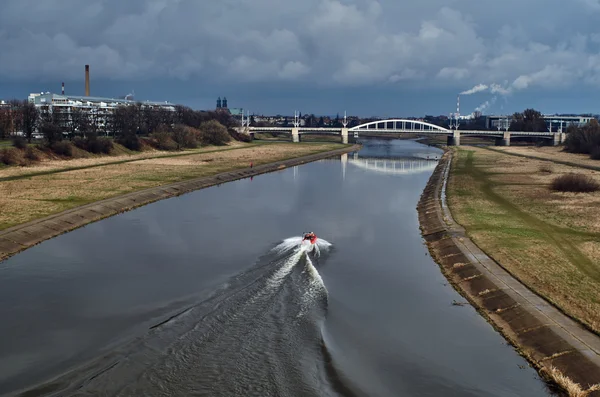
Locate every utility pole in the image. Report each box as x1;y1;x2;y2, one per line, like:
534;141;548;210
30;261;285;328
293;110;300;127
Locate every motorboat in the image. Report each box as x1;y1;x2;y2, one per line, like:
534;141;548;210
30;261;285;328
302;232;318;246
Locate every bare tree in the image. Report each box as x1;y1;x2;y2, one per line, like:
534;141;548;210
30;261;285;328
40;121;62;145
0;107;12;139
21;101;39;143
72;107;92;137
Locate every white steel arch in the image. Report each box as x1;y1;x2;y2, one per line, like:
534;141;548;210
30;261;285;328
349;119;449;134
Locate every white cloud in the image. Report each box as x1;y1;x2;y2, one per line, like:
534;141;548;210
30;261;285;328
0;0;599;97
437;67;469;81
278;61;310;80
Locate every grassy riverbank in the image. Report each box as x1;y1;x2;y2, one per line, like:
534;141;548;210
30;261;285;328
447;146;600;334
0;141;348;231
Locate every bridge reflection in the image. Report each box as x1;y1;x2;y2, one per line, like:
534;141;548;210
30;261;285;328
347;154;438;175
317;153;440;180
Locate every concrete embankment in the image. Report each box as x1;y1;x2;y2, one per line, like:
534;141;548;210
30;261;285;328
417;150;600;396
0;144;360;262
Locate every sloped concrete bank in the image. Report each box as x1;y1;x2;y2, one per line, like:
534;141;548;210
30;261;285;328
417;150;600;396
0;144;360;262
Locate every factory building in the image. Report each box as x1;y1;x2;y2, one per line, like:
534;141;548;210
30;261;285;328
26;65;175;133
486;115;595;130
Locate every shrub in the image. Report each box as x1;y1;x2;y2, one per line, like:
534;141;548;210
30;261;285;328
171;124;201;149
550;173;600;193
12;136;27;149
0;148;24;165
563;121;600;157
199;120;231;146
228;128;253;143
150;131;178;151
539;164;553;174
24;146;40;161
50;141;73;157
182;130;199;148
87;137;113;154
73;133;113;154
73;136;88;150
117;134;141;151
591;146;600;161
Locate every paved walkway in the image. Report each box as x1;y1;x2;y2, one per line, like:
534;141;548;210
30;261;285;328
418;151;600;393
439;156;600;364
0;144;360;262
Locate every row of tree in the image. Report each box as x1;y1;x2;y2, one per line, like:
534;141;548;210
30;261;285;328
564;119;600;159
0;100;239;145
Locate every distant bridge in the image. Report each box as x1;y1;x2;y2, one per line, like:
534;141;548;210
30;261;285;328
243;118;565;146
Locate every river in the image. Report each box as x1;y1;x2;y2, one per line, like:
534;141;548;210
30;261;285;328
0;139;552;396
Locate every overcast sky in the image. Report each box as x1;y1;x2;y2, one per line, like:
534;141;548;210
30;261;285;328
1;0;600;116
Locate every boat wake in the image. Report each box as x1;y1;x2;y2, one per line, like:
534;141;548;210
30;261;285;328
272;236;332;257
17;236;347;397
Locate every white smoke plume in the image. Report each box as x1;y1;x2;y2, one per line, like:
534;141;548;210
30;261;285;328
460;83;512;96
460;84;489;95
475;96;497;113
490;83;512;95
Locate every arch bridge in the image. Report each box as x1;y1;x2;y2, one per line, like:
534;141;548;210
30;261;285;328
244;118;564;146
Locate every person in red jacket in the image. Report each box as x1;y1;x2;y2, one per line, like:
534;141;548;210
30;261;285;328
302;232;317;244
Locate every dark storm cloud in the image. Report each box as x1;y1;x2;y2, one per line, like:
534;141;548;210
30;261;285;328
2;0;600;96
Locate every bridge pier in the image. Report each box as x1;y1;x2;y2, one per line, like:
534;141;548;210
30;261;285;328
495;131;511;146
341;128;348;144
553;132;563;146
292;128;300;143
447;131;461;146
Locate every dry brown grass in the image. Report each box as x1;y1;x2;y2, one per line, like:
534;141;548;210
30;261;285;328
447;147;600;334
542;366;600;397
0;141;247;179
0;142;344;230
495;146;600;169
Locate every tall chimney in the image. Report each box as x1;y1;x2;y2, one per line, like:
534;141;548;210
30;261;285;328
61;82;65;95
85;65;90;96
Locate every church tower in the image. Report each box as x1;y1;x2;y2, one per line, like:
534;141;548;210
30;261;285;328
216;97;222;108
222;97;228;108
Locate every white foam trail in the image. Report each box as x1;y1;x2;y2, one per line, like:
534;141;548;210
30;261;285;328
297;253;328;318
305;255;326;292
266;250;303;292
268;236;332;318
272;236;332;257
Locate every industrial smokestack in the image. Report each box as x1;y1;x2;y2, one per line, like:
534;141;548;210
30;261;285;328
85;65;90;96
61;82;65;95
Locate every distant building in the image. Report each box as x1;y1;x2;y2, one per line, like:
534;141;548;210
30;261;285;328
485;115;595;130
216;96;229;111
215;96;243;119
229;108;244;117
28;92;175;132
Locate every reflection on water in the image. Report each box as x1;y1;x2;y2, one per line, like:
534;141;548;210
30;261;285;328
0;138;553;397
334;145;441;180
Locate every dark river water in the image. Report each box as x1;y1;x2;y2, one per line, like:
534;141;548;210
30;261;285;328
0;139;552;396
